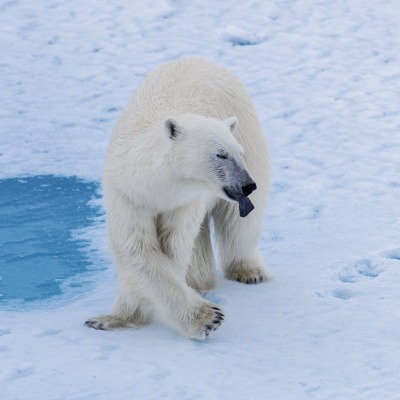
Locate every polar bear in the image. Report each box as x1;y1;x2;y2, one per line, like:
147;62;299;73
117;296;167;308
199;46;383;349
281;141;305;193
85;57;271;340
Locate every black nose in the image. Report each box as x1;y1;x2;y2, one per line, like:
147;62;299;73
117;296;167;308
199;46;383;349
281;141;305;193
242;182;257;196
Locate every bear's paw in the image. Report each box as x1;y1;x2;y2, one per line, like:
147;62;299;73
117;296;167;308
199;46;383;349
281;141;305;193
85;315;138;331
189;303;224;340
225;261;272;284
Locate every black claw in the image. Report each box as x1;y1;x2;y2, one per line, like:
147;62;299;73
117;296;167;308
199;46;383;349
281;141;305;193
215;311;224;317
86;321;96;328
212;306;220;311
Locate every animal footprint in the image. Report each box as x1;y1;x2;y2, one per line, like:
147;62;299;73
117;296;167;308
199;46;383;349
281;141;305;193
330;250;400;300
338;259;384;283
332;288;358;300
331;257;387;300
381;248;400;261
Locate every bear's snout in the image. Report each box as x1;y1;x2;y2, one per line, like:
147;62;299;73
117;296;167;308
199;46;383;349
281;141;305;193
242;182;257;197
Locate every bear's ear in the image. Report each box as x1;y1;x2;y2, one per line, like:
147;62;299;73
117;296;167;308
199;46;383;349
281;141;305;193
164;117;184;140
224;117;238;135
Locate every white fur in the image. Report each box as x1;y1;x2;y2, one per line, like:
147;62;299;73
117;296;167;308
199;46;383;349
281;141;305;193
85;57;271;340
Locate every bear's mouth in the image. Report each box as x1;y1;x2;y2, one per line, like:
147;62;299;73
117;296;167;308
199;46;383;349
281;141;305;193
223;188;255;218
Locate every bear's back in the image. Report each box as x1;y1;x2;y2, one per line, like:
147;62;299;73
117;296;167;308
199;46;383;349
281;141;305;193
129;57;254;130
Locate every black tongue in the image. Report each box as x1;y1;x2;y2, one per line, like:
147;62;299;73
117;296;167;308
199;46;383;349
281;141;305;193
238;197;254;218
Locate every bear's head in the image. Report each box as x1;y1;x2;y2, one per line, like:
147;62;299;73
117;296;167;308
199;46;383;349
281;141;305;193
164;113;256;217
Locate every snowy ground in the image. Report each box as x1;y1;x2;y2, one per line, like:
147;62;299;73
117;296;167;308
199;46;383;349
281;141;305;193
1;0;400;399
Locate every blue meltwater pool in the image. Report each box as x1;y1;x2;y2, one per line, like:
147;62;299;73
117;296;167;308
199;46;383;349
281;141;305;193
0;176;103;305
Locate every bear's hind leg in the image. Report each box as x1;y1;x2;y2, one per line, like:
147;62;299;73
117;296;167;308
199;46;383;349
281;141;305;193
223;254;271;284
212;201;272;284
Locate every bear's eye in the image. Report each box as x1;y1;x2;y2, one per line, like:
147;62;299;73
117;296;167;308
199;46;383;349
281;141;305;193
216;153;228;160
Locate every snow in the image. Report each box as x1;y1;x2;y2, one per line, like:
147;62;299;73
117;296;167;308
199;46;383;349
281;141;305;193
1;0;400;399
217;25;265;46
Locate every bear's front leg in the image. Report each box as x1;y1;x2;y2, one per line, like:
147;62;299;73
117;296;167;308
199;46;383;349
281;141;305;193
138;205;224;339
88;195;224;339
118;243;224;339
156;196;216;290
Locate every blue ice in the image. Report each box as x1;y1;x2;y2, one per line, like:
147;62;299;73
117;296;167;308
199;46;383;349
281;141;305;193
0;176;102;304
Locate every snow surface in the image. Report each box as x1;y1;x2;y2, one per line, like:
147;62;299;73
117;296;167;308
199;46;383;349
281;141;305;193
1;0;400;399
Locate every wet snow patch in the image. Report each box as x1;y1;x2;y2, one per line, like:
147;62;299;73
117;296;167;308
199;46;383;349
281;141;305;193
217;25;265;46
0;176;105;307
